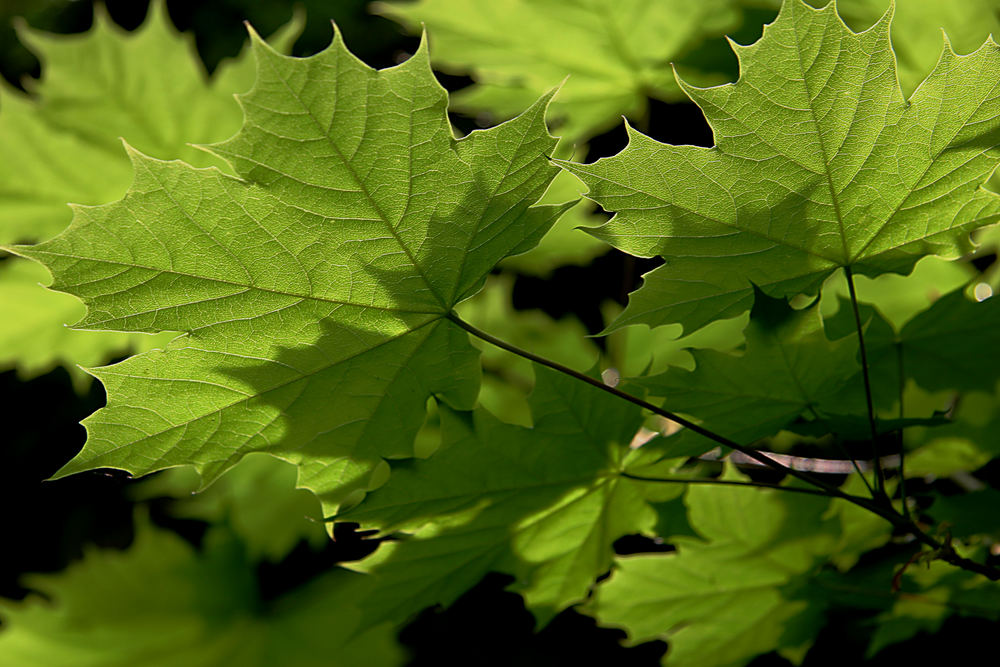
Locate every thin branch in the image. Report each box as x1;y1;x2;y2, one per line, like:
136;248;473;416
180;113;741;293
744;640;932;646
804;405;877;493
447;312;1000;582
896;342;912;521
447;312;896;520
620;471;854;499
702;449;899;474
843;266;888;497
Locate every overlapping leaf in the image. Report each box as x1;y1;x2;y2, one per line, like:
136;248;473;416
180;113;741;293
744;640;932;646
905;389;1000;477
749;0;1000;95
866;557;1000;657
13;30;566;514
0;520;402;666
825;286;1000;402
498;156;607;276
456;274;599;424
0;3;298;378
588;470;841;667
339;366;685;626
562;0;1000;335
378;0;744;141
637;293;863;454
133;453;328;562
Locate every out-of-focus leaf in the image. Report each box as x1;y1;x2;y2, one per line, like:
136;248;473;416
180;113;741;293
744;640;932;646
377;0;743;141
0;2;302;381
867;556;1000;657
0;520;402;666
134;453;328;562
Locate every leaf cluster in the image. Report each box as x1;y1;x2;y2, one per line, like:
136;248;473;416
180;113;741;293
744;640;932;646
3;1;1000;665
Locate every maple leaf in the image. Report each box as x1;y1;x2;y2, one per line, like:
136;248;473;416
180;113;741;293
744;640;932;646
12;29;566;514
0;2;300;379
377;0;742;141
0;520;403;666
588;469;841;667
826;286;1000;400
637;291;863;454
0;260;166;389
0;0;282;244
752;0;1000;95
498;154;607;276
338;365;686;626
561;0;1000;335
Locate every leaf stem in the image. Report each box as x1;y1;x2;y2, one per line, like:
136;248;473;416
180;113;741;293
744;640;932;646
896;342;911;521
447;312;1000;581
448;312;893;517
843;266;888;497
620;472;850;498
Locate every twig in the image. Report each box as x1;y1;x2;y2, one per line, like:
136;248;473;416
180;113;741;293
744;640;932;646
844;266;888;497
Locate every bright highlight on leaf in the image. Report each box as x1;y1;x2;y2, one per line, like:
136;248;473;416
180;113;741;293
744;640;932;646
562;0;1000;335
14;28;567;515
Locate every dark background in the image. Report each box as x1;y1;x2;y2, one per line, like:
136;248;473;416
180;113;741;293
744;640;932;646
0;0;994;664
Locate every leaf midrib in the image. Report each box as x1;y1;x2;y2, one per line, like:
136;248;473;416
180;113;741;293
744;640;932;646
257;49;449;309
29;249;442;320
76;317;445;472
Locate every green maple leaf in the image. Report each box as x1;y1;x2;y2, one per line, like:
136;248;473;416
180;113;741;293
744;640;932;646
817;255;974;331
637;291;862;454
12;30;566;514
0;520;402;666
751;0;1000;95
870;290;1000;394
562;0;1000;335
0;260;167;389
905;390;1000;477
377;0;743;141
498;150;607;276
588;469;841;667
0;2;300;379
338;365;685;625
0;0;282;244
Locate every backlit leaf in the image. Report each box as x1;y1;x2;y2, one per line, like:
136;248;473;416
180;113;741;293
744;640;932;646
562;0;1000;334
13;30;566;514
